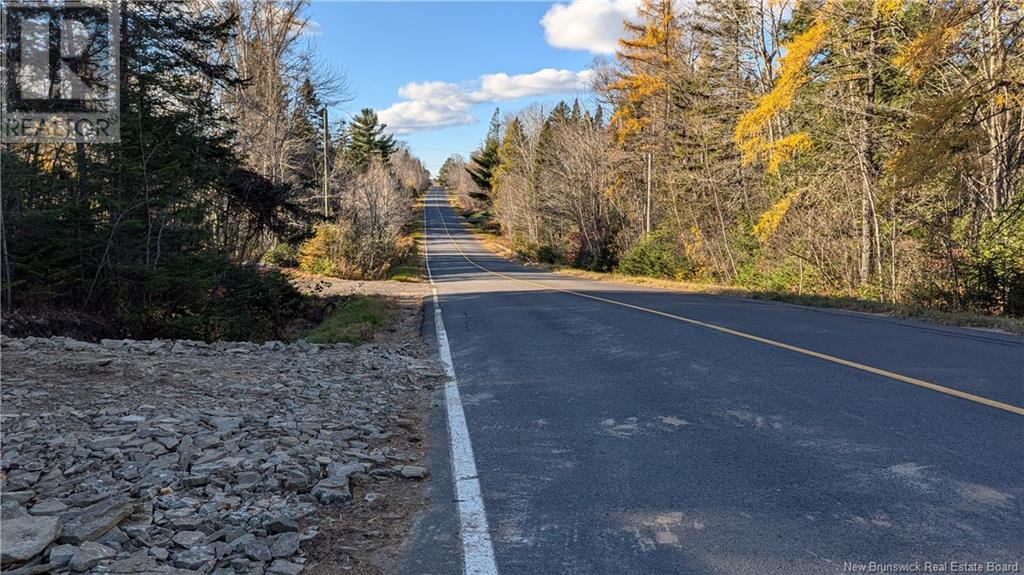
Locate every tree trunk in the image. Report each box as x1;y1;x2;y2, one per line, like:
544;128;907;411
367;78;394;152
857;6;880;288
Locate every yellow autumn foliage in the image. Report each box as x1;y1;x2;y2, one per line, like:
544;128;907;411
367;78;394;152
608;72;667;142
873;0;904;19
618;0;676;63
753;189;801;243
892;7;968;84
994;91;1024;109
609;0;677;144
608;74;668;101
610;113;651;143
766;132;812;174
684;225;706;261
734;19;828;168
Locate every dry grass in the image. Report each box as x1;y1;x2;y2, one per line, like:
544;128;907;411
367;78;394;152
550;268;1024;335
447;200;1024;336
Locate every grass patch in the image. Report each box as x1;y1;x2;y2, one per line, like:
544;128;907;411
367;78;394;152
302;296;398;344
388;264;421;283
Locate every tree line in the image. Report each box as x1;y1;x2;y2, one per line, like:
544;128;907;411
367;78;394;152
1;0;429;340
449;0;1023;317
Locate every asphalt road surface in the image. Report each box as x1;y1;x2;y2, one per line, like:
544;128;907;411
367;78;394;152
403;188;1024;575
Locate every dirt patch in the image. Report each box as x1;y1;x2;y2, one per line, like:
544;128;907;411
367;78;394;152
302;408;432;575
288;271;429;301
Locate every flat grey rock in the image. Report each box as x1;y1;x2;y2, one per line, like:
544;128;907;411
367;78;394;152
59;498;134;544
399;465;428;479
269;532;300;558
170;546;214;571
171;531;205;548
242;541;271;562
69;541;115;572
29;499;69;516
1;515;61;565
310;477;350;504
48;543;78;567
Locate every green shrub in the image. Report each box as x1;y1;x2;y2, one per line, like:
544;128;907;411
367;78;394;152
618;232;693;280
734;259;802;292
264;243;299;267
536;244;559;264
298;224;344;277
962;211;1024;316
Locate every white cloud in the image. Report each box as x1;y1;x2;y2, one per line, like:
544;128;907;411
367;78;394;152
378;69;592;134
475;69;594;101
377;100;475;135
541;0;640;55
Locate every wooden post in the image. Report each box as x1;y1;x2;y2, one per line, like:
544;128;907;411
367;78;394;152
322;108;329;218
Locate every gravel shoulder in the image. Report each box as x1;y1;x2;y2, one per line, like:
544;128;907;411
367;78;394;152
1;288;444;575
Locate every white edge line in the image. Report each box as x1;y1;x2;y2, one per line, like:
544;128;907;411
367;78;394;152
423;190;499;575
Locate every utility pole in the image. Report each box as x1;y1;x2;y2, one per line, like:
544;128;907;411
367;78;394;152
645;152;652;235
322;108;330;218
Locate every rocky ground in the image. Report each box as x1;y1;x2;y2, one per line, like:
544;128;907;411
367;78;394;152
1;331;444;575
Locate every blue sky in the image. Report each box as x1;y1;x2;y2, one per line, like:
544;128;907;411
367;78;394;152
306;1;637;174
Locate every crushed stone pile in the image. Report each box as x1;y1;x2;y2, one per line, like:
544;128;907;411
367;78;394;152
1;336;443;575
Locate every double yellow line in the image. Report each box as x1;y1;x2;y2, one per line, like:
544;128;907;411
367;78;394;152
430;197;1024;417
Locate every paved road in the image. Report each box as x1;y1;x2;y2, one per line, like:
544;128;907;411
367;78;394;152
404;188;1024;575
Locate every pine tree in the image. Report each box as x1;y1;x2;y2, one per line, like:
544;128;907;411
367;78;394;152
288;77;325;191
466;109;502;203
347;108;397;171
546;101;572;128
1;0;308;335
492;117;535;242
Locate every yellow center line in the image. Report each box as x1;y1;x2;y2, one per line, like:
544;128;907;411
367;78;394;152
430;197;1024;417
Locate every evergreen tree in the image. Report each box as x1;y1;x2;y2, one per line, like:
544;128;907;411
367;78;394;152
549;101;571;126
466;109;502;203
494;118;528;193
1;0;307;338
606;0;682;239
532;107;560;205
438;157;458;187
288;77;325;190
347;108;397;171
